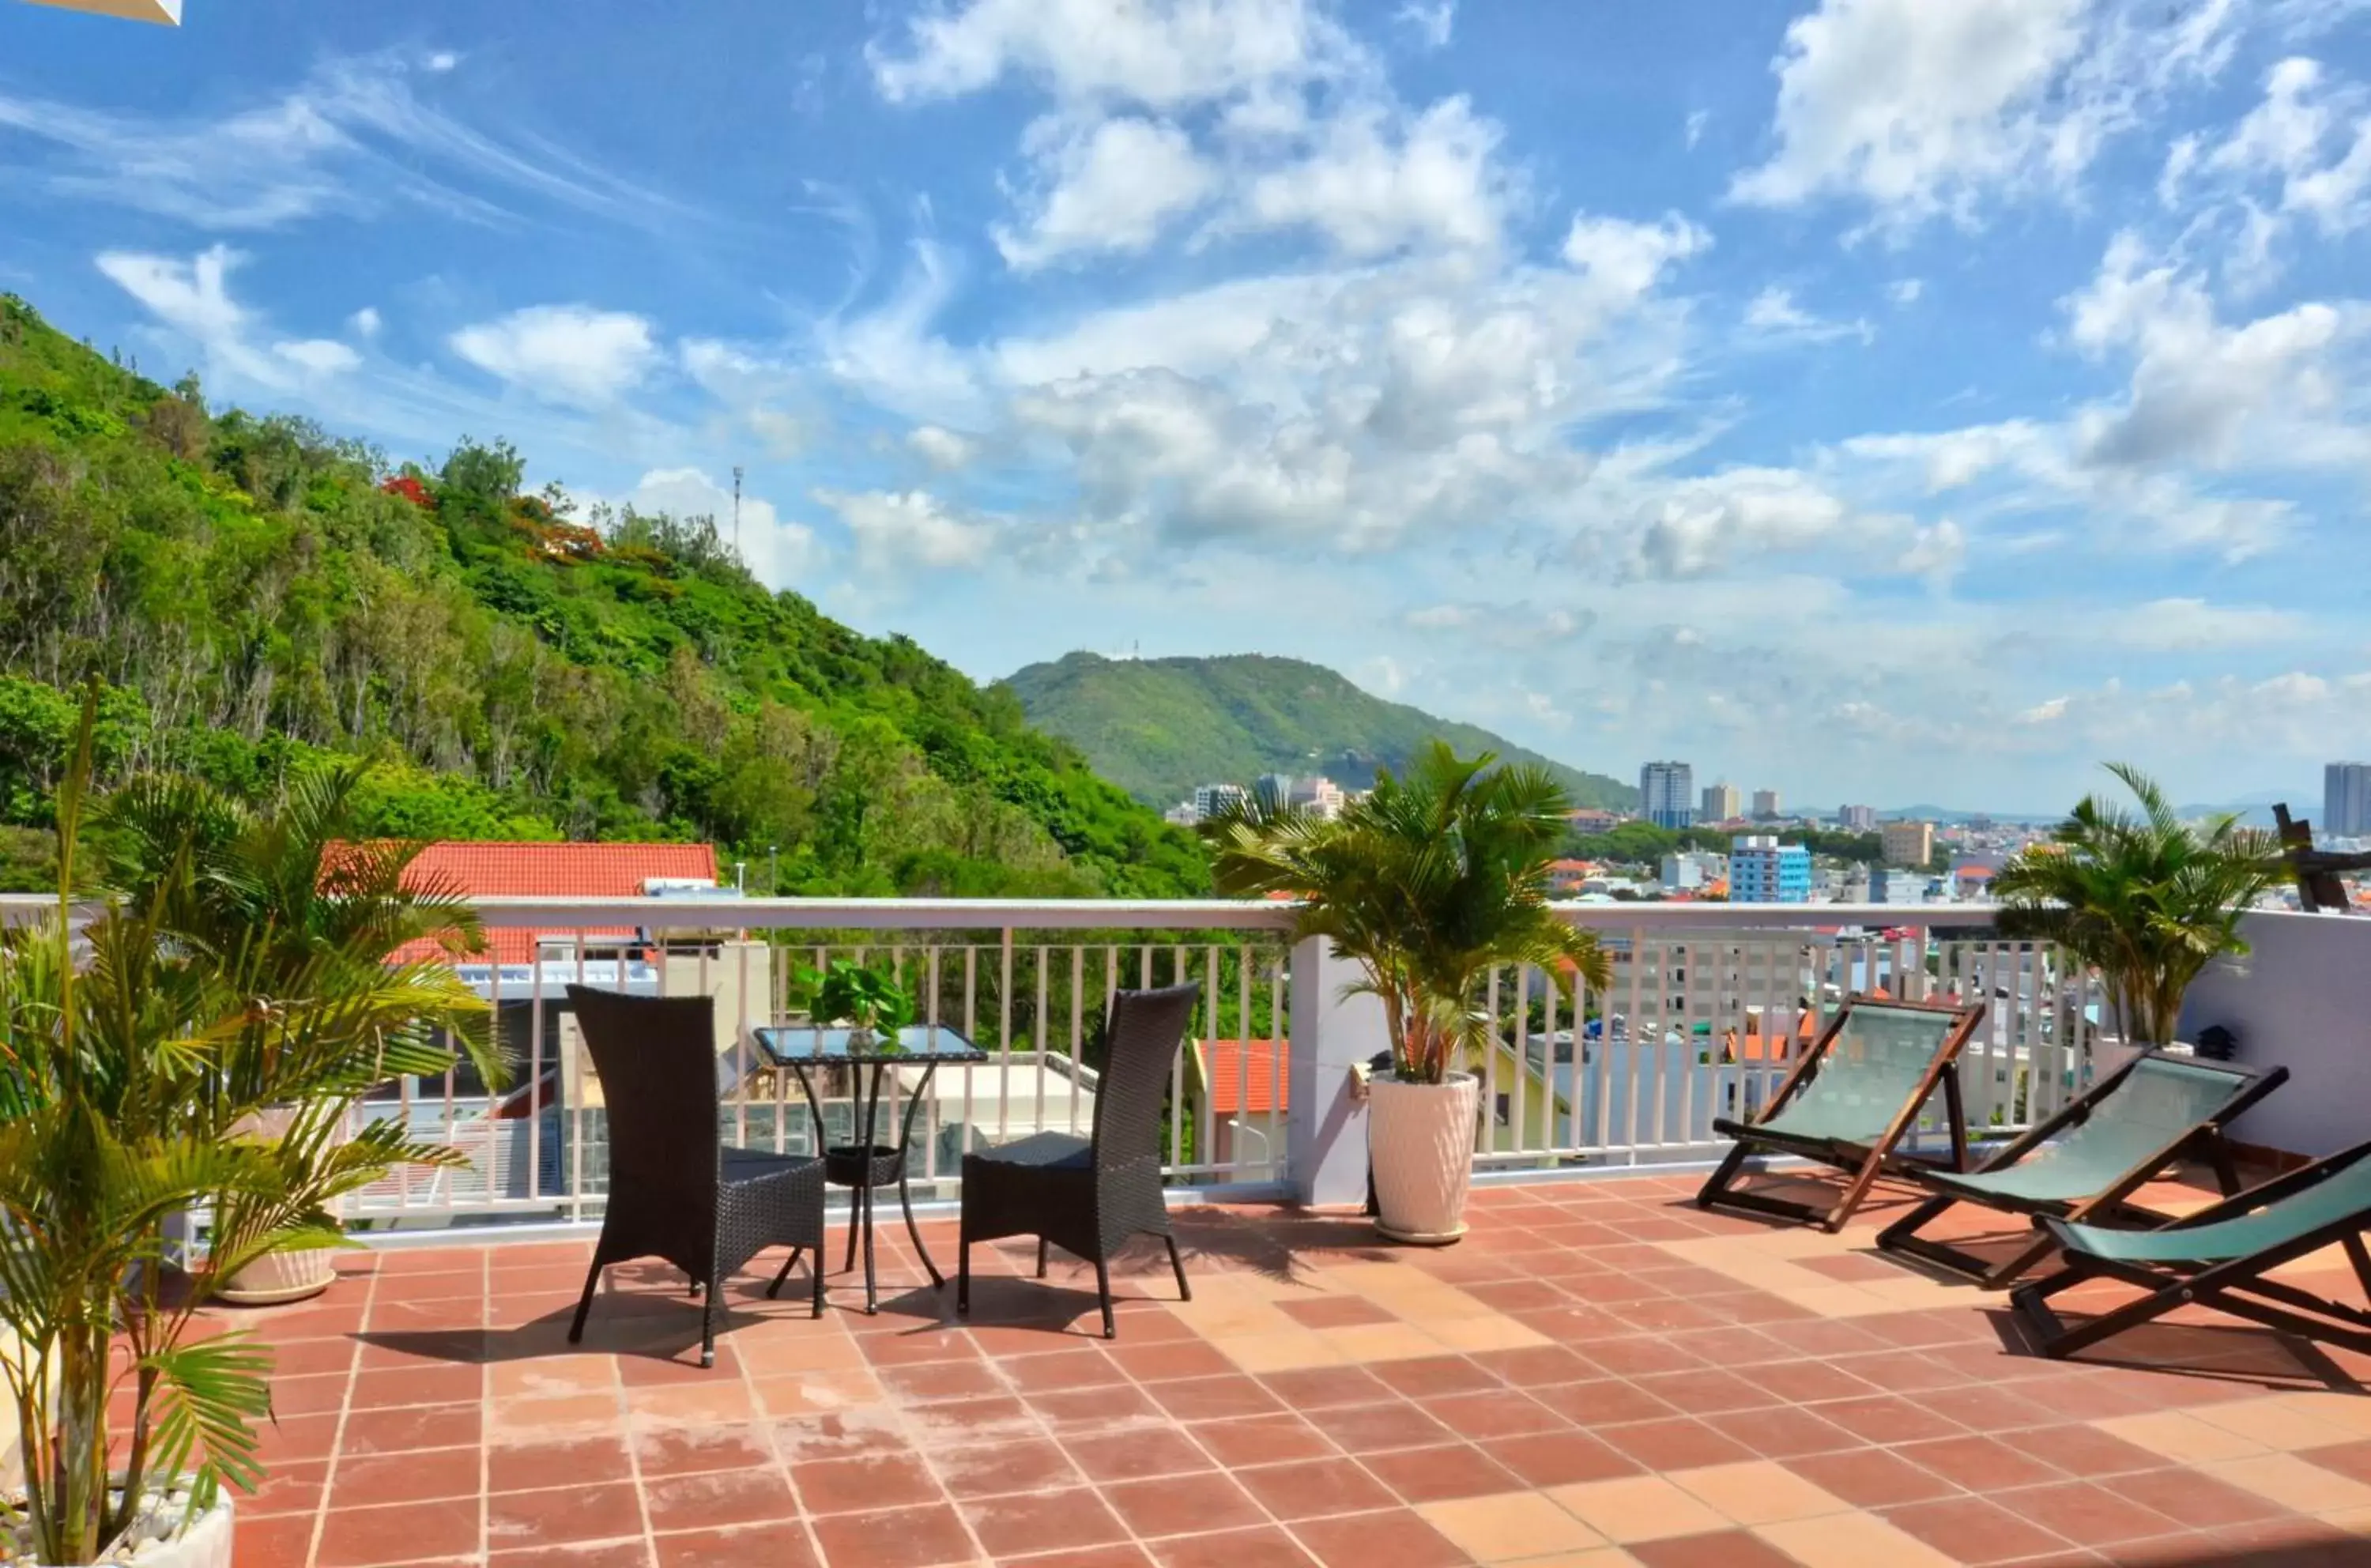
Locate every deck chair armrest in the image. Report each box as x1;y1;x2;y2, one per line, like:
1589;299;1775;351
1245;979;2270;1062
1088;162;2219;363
2203;1061;2290;1129
2156;1137;2371;1230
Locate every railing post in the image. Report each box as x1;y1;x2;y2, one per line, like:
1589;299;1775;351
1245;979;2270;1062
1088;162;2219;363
1287;934;1383;1208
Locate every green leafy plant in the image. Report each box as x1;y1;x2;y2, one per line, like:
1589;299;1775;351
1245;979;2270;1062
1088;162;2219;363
1993;762;2286;1049
1200;741;1611;1084
0;690;500;1564
791;957;918;1041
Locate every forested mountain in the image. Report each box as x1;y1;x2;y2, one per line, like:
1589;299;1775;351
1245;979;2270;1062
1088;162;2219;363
0;295;1206;896
1002;651;1635;811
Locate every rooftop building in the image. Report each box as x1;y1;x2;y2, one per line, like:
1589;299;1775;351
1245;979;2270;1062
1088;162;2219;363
1729;833;1812;903
1881;819;1936;867
1639;760;1694;830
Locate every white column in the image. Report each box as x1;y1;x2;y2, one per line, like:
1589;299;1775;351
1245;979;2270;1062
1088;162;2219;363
1287;935;1386;1207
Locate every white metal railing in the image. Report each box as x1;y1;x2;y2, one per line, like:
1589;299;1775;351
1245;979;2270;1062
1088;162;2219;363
0;893;2098;1223
345;899;1295;1222
1476;907;2092;1171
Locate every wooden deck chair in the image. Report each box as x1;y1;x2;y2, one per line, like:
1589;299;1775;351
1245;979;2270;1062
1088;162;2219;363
1696;994;1985;1232
1877;1050;2287;1287
2011;1139;2371;1360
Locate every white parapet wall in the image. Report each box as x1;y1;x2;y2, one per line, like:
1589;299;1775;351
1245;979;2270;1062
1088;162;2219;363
2181;910;2371;1159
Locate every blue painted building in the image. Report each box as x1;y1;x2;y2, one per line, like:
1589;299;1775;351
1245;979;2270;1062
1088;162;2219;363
1730;835;1812;903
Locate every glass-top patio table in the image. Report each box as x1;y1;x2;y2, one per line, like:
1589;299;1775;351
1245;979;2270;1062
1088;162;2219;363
750;1024;988;1314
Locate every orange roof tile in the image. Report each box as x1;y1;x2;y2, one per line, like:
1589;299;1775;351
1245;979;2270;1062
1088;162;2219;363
1196;1039;1288;1115
383;841;718;964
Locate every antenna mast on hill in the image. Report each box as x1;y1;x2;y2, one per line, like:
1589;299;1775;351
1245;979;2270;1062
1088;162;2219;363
731;466;744;556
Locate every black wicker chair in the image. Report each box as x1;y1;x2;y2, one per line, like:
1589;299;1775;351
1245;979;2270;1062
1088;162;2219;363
565;985;828;1366
955;982;1199;1338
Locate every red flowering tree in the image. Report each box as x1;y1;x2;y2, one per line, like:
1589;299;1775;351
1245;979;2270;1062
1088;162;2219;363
380;474;434;509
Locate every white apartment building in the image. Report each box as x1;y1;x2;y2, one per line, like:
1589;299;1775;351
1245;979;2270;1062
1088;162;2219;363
1751;788;1783;820
2325;763;2371;838
1700;782;1741;822
1639;760;1694;829
1192;782;1250;821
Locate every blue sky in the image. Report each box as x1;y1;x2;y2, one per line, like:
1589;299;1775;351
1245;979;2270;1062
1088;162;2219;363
5;0;2369;812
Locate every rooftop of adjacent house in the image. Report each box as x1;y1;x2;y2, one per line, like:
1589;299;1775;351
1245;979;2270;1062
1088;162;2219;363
1194;1038;1289;1115
388;840;721;965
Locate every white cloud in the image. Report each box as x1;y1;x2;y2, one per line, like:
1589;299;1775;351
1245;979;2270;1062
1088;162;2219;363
994;115;1215;269
868;0;1353;111
1628;466;1868;578
1887;278;1924;306
989;250;1697;558
1227;96;1510;256
2094;597;2308;652
2171;55;2371;279
615;467;820;587
349;305;383;338
424;51;460;73
450;304;659;407
271;338;361;375
1559;212;1711;305
1742;285;1872;345
1684;109;1709;149
0;52;688;232
1730;0;2241;234
816;488;997;573
2062;232;2353;475
907;425;980;469
1395;1;1454;49
1895;518;1965;586
94;243;359;388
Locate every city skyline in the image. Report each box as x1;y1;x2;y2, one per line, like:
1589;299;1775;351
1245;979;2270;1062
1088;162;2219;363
4;2;2367;808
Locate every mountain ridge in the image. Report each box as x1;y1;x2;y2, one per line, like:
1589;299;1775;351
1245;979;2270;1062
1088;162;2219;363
0;293;1206;897
1000;650;1634;811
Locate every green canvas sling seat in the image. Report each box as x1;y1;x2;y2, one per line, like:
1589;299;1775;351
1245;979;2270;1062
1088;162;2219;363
2011;1139;2371;1361
1876;1051;2288;1287
1697;995;1987;1233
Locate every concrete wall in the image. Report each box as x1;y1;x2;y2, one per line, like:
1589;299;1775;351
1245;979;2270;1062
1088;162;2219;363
2179;910;2371;1158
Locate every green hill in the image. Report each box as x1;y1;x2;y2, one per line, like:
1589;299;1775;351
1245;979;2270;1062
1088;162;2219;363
0;294;1206;897
1001;651;1635;811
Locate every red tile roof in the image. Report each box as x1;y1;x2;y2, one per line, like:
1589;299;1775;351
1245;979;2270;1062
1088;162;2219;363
1195;1039;1288;1115
387;841;718;964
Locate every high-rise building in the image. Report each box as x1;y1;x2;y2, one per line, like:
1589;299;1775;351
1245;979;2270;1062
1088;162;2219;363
1639;761;1695;830
2325;763;2371;838
1882;820;1936;866
1730;835;1812;903
1751;788;1783;820
1288;775;1347;820
1838;804;1877;832
1192;783;1250;822
1701;781;1741;822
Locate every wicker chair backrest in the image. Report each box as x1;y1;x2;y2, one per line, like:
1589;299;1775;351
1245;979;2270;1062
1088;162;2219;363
567;986;722;1213
1090;983;1201;1173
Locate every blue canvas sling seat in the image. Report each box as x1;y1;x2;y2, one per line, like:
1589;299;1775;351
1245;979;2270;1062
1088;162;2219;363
1696;995;1987;1233
2011;1139;2371;1360
1876;1051;2288;1287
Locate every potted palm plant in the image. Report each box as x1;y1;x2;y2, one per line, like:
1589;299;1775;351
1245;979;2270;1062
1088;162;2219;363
0;698;497;1567
93;765;495;1306
1994;763;2285;1072
1203;744;1609;1243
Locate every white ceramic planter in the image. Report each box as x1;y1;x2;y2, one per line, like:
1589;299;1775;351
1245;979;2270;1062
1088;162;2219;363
7;1489;232;1568
216;1104;344;1307
1368;1072;1480;1246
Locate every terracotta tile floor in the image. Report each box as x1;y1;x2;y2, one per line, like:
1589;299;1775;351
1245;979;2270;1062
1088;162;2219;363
221;1167;2371;1568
